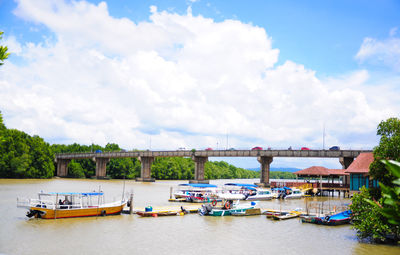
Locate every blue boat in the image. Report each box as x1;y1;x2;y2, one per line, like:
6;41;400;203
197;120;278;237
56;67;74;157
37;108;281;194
301;210;352;226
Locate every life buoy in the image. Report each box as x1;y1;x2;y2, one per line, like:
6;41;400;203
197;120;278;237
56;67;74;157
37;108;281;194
224;201;231;209
211;200;217;206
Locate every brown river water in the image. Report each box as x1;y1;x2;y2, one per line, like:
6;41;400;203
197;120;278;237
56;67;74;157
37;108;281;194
1;178;399;255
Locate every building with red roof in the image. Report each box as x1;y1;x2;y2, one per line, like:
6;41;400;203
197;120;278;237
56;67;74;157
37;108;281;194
344;152;378;192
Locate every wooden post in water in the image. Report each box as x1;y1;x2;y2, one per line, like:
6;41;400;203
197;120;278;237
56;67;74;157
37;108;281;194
55;193;58;219
129;193;134;215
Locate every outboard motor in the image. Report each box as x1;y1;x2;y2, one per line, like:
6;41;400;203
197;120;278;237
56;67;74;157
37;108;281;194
26;210;43;218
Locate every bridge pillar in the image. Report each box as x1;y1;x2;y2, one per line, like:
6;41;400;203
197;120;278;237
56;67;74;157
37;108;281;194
136;156;155;182
190;156;209;184
95;157;110;178
340;157;353;187
56;159;70;177
339;157;354;169
256;156;273;187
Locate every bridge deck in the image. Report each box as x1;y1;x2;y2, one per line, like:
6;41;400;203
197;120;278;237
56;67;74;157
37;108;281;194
56;149;372;160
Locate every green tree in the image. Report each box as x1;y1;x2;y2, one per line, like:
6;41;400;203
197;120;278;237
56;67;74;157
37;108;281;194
365;160;400;240
108;158;135;179
350;186;395;242
0;31;10;65
370;118;400;187
68;160;85;178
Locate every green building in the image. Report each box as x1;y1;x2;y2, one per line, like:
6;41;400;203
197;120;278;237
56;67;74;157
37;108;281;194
344;153;378;194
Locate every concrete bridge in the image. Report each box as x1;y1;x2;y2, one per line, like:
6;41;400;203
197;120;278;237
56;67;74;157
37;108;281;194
55;149;371;186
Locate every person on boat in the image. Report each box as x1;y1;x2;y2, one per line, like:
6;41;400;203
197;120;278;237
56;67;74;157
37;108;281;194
59;199;63;205
180;206;188;214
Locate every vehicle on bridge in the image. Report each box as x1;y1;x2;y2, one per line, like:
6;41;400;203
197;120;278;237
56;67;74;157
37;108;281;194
205;147;213;151
301;147;310;150
329;146;340;151
252;146;263;150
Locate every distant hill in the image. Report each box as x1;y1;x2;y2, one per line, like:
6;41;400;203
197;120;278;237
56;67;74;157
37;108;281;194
247;167;301;173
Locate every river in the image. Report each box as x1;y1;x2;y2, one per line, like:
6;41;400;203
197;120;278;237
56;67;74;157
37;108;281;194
1;178;399;255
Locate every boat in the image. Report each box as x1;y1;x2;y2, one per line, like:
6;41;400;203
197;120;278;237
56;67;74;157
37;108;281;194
173;183;220;202
245;188;273;201
219;183;259;200
231;208;261;216
271;187;303;199
17;191;126;219
301;210;352;226
198;200;257;216
271;187;290;199
136;211;181;217
272;212;300;220
285;188;303;199
183;191;222;203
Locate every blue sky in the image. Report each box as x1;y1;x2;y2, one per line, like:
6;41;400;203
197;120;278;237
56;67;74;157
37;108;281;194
0;0;399;169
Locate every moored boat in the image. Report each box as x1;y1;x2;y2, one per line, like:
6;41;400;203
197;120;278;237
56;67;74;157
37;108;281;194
285;188;303;199
245;188;273;201
136;211;181;217
18;191;126;219
301;210;352;226
272;212;300;220
198;200;257;216
173;183;219;199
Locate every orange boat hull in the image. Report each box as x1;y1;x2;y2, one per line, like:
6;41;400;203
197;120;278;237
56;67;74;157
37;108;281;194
29;203;126;219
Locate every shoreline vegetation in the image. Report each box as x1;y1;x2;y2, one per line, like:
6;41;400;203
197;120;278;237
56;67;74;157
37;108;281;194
1;111;263;180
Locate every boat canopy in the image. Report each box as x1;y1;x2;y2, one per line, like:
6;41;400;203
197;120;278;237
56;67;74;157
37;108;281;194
178;184;217;188
272;187;292;191
224;183;257;190
45;192;104;196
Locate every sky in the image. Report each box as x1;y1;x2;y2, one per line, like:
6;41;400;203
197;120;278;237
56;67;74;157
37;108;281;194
0;0;399;169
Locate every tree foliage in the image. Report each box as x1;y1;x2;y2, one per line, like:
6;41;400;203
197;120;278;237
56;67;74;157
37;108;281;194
0;31;10;65
1;110;261;180
350;118;400;243
350;186;396;242
364;160;400;241
370;117;400;186
0;112;54;178
269;171;296;179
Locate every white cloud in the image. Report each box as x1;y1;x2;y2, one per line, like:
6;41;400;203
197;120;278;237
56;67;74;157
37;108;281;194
1;0;398;162
356;35;400;72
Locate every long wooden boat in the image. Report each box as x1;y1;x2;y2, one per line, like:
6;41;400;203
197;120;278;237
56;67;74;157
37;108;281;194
17;192;126;219
301;210;352;226
272;212;300;220
136;211;181;217
198;200;256;216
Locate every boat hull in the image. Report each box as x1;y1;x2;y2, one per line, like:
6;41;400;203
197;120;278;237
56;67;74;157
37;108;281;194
301;210;351;226
28;202;126;219
207;207;254;216
136;211;180;217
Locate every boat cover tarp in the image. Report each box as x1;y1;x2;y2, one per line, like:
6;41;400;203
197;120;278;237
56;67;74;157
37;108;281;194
272;187;292;191
47;192;104;196
326;210;352;221
178;184;217;188
225;183;257;188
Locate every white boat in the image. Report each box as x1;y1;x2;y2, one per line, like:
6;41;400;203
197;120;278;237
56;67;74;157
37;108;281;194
245;189;273;201
285;188;303;199
173;183;219;200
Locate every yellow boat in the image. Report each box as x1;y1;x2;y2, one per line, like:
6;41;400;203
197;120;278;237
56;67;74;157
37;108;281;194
17;191;126;219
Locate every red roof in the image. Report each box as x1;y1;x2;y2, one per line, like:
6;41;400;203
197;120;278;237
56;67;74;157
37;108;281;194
295;166;349;176
327;169;349;176
344;152;374;174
